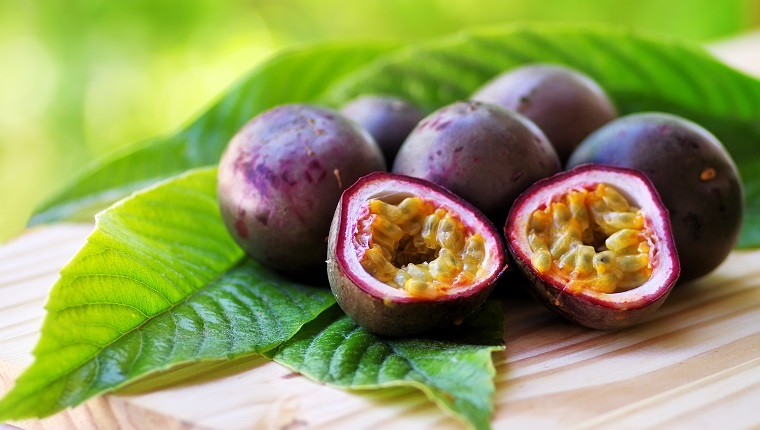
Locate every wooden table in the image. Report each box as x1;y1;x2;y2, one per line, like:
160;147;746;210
3;32;760;429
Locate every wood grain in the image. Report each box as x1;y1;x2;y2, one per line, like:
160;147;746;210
3;32;760;429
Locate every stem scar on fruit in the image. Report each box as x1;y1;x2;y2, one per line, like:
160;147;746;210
700;167;716;181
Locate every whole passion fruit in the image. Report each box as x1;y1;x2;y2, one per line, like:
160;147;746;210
505;164;680;330
217;104;386;273
393;101;561;222
340;95;425;166
567;112;744;282
327;172;507;336
471;64;618;163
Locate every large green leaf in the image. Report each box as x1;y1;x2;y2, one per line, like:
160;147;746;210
28;41;397;227
0;168;335;420
268;301;505;430
327;23;760;248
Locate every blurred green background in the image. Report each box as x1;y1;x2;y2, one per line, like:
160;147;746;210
1;0;759;243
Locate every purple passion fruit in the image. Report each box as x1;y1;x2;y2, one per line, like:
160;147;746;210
392;101;561;222
340;95;425;165
567;112;744;282
327;172;507;336
505;164;680;330
472;64;618;163
217;104;386;272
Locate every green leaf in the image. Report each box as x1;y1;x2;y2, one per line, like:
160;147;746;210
268;301;505;430
327;23;760;248
29;41;398;227
0;168;335;420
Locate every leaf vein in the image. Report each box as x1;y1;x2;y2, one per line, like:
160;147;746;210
54;302;150;318
65;273;174;307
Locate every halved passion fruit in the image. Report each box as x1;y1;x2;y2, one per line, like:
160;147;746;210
505;164;680;330
327;172;507;336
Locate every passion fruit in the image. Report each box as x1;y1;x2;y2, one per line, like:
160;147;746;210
340;95;425;165
392;101;561;222
217;104;386;272
566;112;744;282
471;64;618;163
327;172;507;336
505;164;680;330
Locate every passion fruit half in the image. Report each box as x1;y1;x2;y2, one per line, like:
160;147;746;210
327;172;507;336
505;164;680;330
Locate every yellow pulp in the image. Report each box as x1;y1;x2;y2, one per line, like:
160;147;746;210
527;184;653;294
356;197;487;298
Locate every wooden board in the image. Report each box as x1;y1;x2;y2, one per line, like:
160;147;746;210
3;32;760;429
3;224;760;429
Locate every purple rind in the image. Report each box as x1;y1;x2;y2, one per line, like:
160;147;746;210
392;100;561;223
217;104;386;273
471;63;618;164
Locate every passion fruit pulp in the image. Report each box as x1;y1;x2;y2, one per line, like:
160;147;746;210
505;164;680;330
327;172;507;337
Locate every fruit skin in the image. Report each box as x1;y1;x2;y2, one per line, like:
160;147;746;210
566;112;744;282
327;172;507;337
505;164;680;330
340;95;425;165
217;104;386;273
471;63;618;163
392;100;561;223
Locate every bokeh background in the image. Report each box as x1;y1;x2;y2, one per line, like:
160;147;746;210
2;0;759;242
